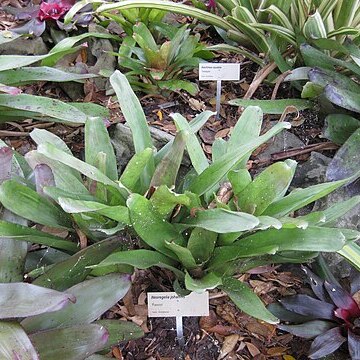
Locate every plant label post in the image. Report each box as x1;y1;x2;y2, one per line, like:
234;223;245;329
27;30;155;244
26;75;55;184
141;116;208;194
148;292;209;348
199;63;240;119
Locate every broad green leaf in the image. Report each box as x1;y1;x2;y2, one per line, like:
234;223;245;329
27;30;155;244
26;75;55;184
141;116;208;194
156;111;214;164
119;148;154;192
189;121;291;195
97;0;238;34
70;102;110;120
0;66;97;85
150;131;187;188
322;196;360;226
0;220;78;252
85;117;118;181
185;271;222;292
0;94;87;123
165;242;197;269
182;208;259;233
127;193;185;258
29;324;108;360
33;238;122;290
37;143;124;194
0;208;28;283
324;114;360;145
110;70;154;187
58;198;130;224
228;169;252;197
301;82;323;99
0;322;39;360
158;80;199;96
237;160;296;215
89;249;183;278
187;228;217;264
263;177;355;218
0;283;74;318
227;106;263;168
209;227;347;269
0;54;49;72
303;10;327;39
338;242;360;271
22;273;131;332
95;320;144;346
133;22;158;52
150;185;190;218
171;113;208;174
228;98;312;114
0;180;72;230
221;277;278;324
30;128;72;154
25;151;88;195
43;32;121;67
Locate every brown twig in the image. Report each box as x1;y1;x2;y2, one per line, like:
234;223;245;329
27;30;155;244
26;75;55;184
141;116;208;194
271;70;292;100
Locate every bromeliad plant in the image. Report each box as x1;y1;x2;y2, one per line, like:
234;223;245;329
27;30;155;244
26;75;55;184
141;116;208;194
3;0;92;36
269;259;360;359
2;70;360;325
117;22;213;95
0;144;143;358
78;0;360;66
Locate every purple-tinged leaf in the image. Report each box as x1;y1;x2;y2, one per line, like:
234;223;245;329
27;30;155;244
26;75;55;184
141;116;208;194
280;294;336;320
0;84;22;95
34;164;55;196
278;320;335;339
348;330;360;359
302;265;328;302
0;283;75;318
267;302;314;323
308;327;346;359
0;147;12;184
12;18;47;37
0;321;39;360
350;267;360;295
29;324;108;360
326;128;360;197
2;5;39;20
324;281;360;318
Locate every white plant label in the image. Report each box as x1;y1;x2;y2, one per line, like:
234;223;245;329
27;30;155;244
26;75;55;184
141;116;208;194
199;63;240;81
147;291;209;317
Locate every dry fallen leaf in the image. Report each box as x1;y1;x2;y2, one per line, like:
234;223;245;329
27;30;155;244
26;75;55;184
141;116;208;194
245;342;261;357
217;334;240;360
189;98;206;111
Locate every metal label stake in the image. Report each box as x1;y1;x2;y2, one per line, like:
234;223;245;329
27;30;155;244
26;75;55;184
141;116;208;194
176;316;185;348
215;80;222;119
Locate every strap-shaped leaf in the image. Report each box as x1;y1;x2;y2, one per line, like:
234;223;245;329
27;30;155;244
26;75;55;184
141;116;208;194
0;180;72;230
182;208;259;233
221;276;278;323
150;131;187;188
33;237;122;290
89;249;183;278
29;324;109;360
209;227;347;269
127;193;185;258
171;113;208;174
0;283;74;318
85;117;118;181
22;273;131;332
0;321;39;360
189;121;290;195
0;220;77;253
238;160;296;215
110;70;154;187
185;271;222;292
